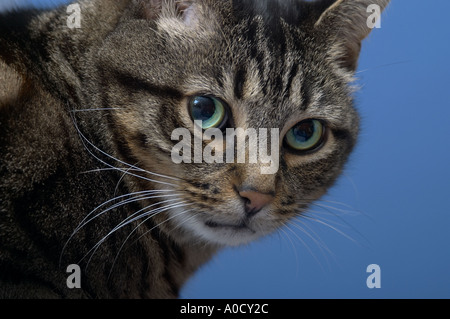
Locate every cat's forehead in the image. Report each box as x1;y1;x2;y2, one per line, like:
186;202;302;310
219;63;354;132
176;20;355;131
116;0;358;131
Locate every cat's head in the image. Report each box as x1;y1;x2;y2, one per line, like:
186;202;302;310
86;0;389;246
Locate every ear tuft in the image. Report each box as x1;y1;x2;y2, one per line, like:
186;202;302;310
315;0;390;72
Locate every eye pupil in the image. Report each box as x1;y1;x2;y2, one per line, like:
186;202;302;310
189;96;227;130
291;122;315;143
285;119;325;152
191;97;216;122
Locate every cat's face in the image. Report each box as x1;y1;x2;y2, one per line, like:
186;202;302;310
86;0;376;247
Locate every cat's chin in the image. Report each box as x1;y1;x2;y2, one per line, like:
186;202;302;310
198;223;264;247
199;220;262;246
168;209;268;247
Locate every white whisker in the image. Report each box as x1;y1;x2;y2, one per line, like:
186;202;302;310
305;205;371;246
114;165;137;197
82;201;192;268
304;209;349;227
80;167;145;174
301;215;358;245
70;113;181;185
290;219;333;256
108;207;195;279
70;108;123;113
277;227;300;277
284;224;324;271
77;192;178;232
311;202;361;216
60;190;177;265
80;136;178;187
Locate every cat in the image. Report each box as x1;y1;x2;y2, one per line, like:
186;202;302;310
0;0;390;298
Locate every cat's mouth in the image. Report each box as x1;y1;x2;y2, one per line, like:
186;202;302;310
169;207;266;246
205;220;255;233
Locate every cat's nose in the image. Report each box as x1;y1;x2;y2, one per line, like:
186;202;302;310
239;190;274;217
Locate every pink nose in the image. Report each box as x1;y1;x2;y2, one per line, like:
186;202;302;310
239;190;274;217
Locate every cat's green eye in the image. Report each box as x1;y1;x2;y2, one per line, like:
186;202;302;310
189;96;228;130
284;119;326;152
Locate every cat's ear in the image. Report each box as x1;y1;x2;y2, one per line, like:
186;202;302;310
315;0;390;72
138;0;196;24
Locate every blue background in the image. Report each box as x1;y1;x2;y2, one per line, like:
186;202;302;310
5;0;450;298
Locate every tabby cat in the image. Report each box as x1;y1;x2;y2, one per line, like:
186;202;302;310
0;0;389;298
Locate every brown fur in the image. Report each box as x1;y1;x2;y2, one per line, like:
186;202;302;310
0;0;389;298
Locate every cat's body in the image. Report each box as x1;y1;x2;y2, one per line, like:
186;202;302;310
0;0;389;298
0;1;215;299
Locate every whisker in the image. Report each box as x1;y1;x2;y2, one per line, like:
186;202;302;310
114;165;138;197
76;192;178;232
311;202;361;216
284;224;324;271
303;209;350;227
59;190;176;265
296;195;372;247
70;113;181;185
80;135;178;187
340;172;360;203
290;218;338;270
355;60;411;75
277;227;300;277
108;206;195;279
315;198;360;211
82;201;192;269
112;200;189;233
305;204;372;247
116;203;194;247
70;108;123;113
301;215;358;245
80;168;145;174
290;219;333;256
